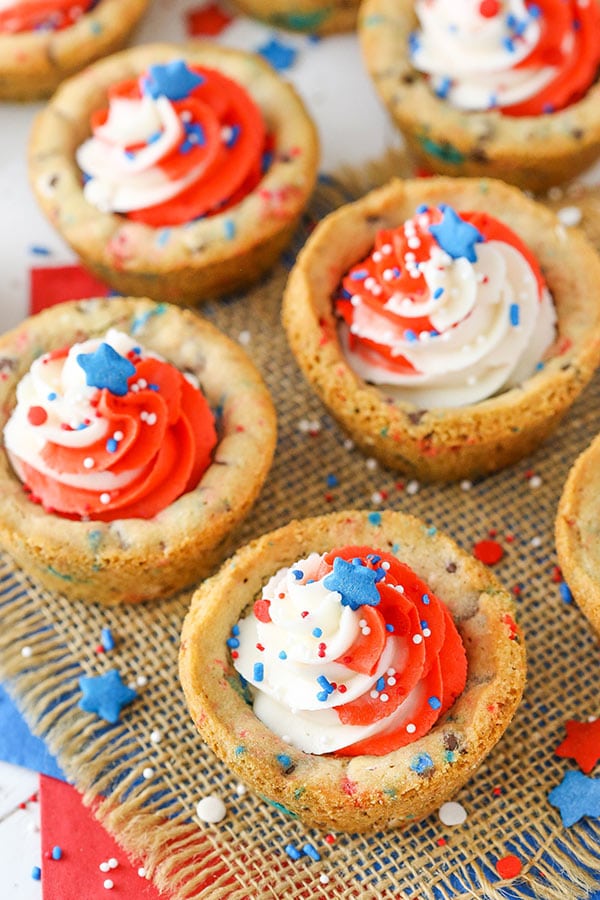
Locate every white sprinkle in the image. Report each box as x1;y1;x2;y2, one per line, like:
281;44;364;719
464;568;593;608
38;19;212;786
146;412;157;426
412;634;423;644
547;186;563;202
137;867;146;878
180;110;192;122
438;801;467;826
530;536;542;548
460;480;472;491
150;730;161;744
382;561;391;570
370;690;379;699
359;619;367;627
320;874;330;885
557;206;582;227
196;795;227;824
99;493;111;505
372;251;382;263
138;379;148;389
371;491;383;505
388;677;396;686
395;584;405;593
406;723;416;734
407;237;421;249
422;628;432;638
103;880;114;890
381;243;393;255
108;858;118;869
281;734;291;743
21;646;32;658
555;224;568;242
99;862;110;872
298;418;311;433
387;667;396;675
83;457;95;469
142;767;154;779
113;431;124;442
382;269;395;282
235;782;247;797
380;693;389;702
136;675;148;687
131;383;139;392
406;480;420;495
362;627;371;636
238;330;251;345
529;475;542;489
343;438;355;451
366;457;378;471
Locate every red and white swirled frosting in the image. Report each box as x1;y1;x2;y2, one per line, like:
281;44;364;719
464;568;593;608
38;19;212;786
3;330;217;521
76;59;268;227
335;204;556;408
232;546;467;757
410;0;600;116
0;1;96;33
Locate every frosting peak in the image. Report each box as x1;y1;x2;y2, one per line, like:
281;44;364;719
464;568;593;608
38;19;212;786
232;546;467;756
3;330;217;520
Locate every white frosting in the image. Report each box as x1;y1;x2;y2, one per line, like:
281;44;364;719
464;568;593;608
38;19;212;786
233;552;430;755
340;239;556;408
4;330;145;492
410;0;559;110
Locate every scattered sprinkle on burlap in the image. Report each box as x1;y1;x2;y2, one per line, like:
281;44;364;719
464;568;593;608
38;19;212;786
1;155;600;899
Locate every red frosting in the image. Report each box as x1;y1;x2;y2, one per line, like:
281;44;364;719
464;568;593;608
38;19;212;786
0;1;95;33
316;546;468;757
506;0;600;116
336;207;546;376
19;356;217;521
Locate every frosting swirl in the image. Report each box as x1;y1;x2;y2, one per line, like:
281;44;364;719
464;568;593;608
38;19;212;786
410;0;600;116
3;330;217;520
335;204;556;408
76;59;269;227
0;0;96;33
232;546;467;757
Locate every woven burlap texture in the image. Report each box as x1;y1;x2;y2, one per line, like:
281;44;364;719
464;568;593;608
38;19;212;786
1;160;600;900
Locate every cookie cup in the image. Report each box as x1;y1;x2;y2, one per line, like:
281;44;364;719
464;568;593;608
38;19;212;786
282;177;600;482
0;0;148;102
359;0;600;193
556;434;600;637
232;0;360;34
179;510;526;833
28;42;319;305
0;297;276;606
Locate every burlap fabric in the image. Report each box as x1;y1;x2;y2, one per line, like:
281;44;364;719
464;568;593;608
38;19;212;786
1;158;599;899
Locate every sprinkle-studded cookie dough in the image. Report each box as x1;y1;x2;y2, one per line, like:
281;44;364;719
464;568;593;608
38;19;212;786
231;0;360;35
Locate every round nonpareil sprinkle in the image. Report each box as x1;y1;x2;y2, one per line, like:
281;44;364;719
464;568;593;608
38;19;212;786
196;795;227;824
438;801;467;826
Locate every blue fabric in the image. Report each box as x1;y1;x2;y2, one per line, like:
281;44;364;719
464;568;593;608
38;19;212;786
0;683;65;781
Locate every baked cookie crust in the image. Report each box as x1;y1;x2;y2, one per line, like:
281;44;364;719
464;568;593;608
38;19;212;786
359;0;600;193
180;509;526;833
282;177;600;482
232;0;360;34
28;42;319;305
0;0;149;102
0;297;277;605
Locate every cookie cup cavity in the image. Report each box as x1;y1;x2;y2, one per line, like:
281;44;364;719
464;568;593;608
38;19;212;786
231;0;360;34
180;510;525;833
359;0;600;193
28;42;319;305
556;434;600;637
0;0;149;102
0;297;276;605
282;177;600;482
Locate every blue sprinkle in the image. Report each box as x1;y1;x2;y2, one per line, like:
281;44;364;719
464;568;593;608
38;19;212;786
76;423;88;430
312;627;323;638
224;219;236;240
416;204;428;214
542;103;555;114
234;745;246;756
224;124;240;147
326;473;339;488
510;303;520;327
404;329;418;343
261;150;273;173
278;650;287;660
106;438;118;453
277;753;292;768
350;268;368;281
435;77;452;99
51;846;62;860
253;662;264;682
507;13;517;28
422;593;430;605
427;526;437;536
376;676;385;692
47;392;57;401
292;569;304;580
316;690;328;702
368;554;381;564
285;843;302;861
410;752;434;774
503;37;515;52
231;624;240;636
156;229;171;247
317;675;334;694
143;60;204;101
535;361;545;371
29;245;51;256
409;31;420;54
428;696;442;710
149;383;159;391
433;287;444;299
31;867;41;881
559;582;573;604
100;627;115;651
368;512;382;526
258;37;298;72
385;623;395;633
421;619;429;629
147;131;162;144
226;637;240;648
303;843;321;861
529;3;541;16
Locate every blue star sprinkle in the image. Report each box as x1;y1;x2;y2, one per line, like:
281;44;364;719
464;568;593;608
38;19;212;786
323;556;382;610
78;669;137;724
257;37;298;72
428;205;484;263
143;60;205;101
548;770;600;827
76;343;135;396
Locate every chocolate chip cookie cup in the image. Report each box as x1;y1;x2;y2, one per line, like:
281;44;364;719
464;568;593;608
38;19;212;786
28;42;319;305
232;0;360;34
556;434;600;638
179;510;526;833
359;0;600;193
0;0;149;102
282;177;600;482
0;297;276;606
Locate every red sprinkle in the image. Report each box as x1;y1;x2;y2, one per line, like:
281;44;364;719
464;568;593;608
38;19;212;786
436;837;447;846
231;650;239;659
27;405;48;426
324;834;336;845
473;539;504;566
551;566;563;583
253;599;271;624
480;0;500;17
495;854;523;880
